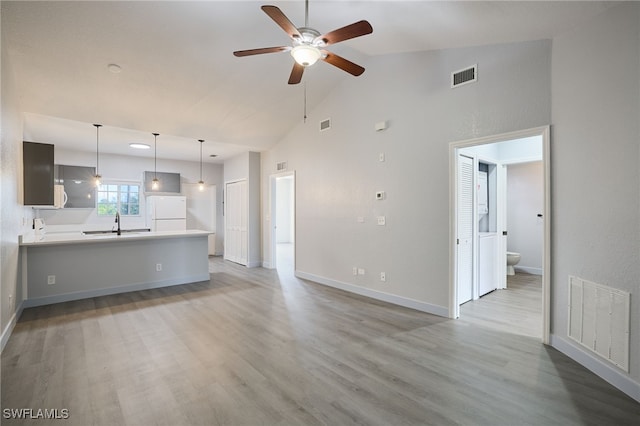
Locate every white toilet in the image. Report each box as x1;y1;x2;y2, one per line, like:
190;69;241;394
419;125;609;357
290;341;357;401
506;251;521;275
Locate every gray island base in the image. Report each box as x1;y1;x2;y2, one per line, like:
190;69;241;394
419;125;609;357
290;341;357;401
20;230;210;308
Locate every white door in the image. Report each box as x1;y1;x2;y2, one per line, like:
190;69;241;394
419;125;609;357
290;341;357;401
225;180;248;265
457;154;474;304
478;233;497;296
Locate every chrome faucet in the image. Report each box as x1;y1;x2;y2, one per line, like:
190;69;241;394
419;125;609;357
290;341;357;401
115;211;121;236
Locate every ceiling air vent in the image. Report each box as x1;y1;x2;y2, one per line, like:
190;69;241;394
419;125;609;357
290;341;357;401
451;64;477;88
276;161;287;172
320;118;331;132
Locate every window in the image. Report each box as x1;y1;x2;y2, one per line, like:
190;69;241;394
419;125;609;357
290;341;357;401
97;183;140;216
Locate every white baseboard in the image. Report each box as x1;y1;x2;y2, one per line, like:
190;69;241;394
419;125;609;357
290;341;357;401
22;274;210;309
550;334;640;403
262;261;273;269
295;270;449;318
515;265;543;275
1;300;24;353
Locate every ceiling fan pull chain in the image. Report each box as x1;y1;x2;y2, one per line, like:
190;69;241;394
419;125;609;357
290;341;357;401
303;82;308;123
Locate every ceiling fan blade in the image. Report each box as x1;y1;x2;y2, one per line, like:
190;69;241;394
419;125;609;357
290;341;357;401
315;20;373;46
261;5;302;40
321;51;365;77
288;63;305;85
233;46;291;57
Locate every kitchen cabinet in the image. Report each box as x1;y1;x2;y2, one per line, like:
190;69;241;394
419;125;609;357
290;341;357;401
23;142;55;206
55;165;96;208
144;171;181;193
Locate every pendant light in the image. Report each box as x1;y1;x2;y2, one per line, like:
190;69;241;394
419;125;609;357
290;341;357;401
152;133;160;190
198;139;205;191
93;124;102;187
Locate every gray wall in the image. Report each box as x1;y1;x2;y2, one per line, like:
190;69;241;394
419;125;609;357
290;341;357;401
262;39;551;312
551;2;639;384
506;161;543;274
1;24;33;347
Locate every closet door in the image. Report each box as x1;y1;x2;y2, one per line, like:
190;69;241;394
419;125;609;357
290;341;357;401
225;180;248;265
457;154;474;304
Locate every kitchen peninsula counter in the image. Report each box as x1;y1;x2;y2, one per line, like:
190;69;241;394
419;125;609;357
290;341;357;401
20;229;210;246
20;230;211;308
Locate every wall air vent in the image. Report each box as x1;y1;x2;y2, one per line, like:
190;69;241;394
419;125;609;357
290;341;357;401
451;64;477;88
276;161;287;172
568;276;630;372
320;118;331;132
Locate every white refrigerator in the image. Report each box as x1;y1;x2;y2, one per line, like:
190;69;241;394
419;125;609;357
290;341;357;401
147;196;187;232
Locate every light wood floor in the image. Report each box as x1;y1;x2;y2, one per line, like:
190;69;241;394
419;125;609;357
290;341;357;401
2;256;639;425
460;271;543;339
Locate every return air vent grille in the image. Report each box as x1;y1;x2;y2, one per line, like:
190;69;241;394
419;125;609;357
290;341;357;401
568;276;630;371
276;161;287;172
451;64;477;88
320;118;331;132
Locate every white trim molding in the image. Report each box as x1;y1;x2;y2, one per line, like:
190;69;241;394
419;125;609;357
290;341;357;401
296;270;449;318
551;334;640;403
1;301;24;353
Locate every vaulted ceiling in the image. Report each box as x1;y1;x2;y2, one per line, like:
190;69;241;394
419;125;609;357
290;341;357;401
2;1;617;163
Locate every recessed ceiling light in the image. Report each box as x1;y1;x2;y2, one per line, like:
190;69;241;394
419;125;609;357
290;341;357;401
107;63;122;73
209;154;218;158
129;143;150;150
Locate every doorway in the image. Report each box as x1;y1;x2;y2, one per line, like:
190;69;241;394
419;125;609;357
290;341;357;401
449;126;551;343
269;171;295;272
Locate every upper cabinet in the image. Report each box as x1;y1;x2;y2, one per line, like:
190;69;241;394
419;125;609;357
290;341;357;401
23;142;54;206
55;165;96;208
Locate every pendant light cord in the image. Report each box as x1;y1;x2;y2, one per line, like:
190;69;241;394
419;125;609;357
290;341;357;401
198;139;204;182
152;133;159;179
96;127;99;174
93;124;102;178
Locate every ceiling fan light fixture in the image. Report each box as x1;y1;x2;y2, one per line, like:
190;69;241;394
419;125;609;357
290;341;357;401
291;44;321;67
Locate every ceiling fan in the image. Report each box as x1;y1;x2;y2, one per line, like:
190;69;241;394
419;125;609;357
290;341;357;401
233;1;373;84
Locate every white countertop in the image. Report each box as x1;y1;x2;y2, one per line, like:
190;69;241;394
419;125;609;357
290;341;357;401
20;229;212;247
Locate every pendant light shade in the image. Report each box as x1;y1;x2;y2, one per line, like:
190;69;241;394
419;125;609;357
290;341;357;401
198;139;205;191
93;124;102;187
152;133;160;190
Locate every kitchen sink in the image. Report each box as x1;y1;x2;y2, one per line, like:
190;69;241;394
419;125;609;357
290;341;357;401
83;228;151;235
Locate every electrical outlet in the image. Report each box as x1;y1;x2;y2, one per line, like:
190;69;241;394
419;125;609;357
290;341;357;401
156;263;162;272
357;268;365;276
8;294;12;307
47;275;56;285
379;152;385;162
356;216;364;223
380;272;386;282
352;267;358;276
377;216;386;226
